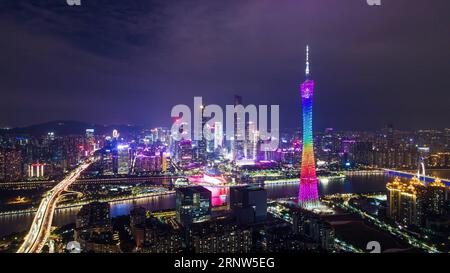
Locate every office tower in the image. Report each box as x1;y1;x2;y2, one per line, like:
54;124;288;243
134;154;161;173
0;148;23;182
197;105;208;164
230;186;267;225
162;153;168;173
246;121;259;160
233;95;245;160
150;128;160;144
176;186;212;226
111;132;119;174
384;124;395;149
178;139;193;167
101;148;114;175
298;45;319;208
85;129;96;154
117;144;130;175
214;121;224;150
111;130;123;174
340;139;356;166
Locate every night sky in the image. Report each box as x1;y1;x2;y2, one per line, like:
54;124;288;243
0;0;449;130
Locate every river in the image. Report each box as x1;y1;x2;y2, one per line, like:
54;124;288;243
1;170;449;237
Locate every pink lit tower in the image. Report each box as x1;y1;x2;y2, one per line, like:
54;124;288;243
298;45;319;208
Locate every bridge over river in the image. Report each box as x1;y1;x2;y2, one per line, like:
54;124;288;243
383;169;450;186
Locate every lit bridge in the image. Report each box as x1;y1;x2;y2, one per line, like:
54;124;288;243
17;158;96;253
383;169;450;186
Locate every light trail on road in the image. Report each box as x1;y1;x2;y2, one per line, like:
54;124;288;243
17;158;95;253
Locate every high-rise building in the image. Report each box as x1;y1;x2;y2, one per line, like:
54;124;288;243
130;206;147;249
150;127;168;144
246;121;259;160
176;186;212;226
291;209;335;251
111;131;119;174
386;177;425;226
230;186;267;225
138;216;182;253
262;225;311;253
233;95;245;160
424;178;447;216
187;218;252;253
298;45;319;208
117;144;130;175
387;176;449;227
162;152;168;173
75;202;119;253
196;105;208;164
178;139;193;167
76;201;111;230
85;129;96;154
214;121;224;150
130;206;147;228
134;154;162;173
0;148;22;182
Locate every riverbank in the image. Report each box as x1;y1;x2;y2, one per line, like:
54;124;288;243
0;191;175;217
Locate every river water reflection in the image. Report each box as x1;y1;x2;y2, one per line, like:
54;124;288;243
1;170;449;237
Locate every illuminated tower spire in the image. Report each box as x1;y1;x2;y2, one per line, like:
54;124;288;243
305;45;310;78
298;45;319;208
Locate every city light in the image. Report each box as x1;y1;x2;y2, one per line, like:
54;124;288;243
0;1;448;261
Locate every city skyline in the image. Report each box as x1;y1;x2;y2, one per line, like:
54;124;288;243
1;0;449;130
1;0;450;259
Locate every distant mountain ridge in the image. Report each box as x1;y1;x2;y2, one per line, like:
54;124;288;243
2;120;143;136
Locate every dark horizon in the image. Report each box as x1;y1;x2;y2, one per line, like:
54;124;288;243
2;119;448;136
1;0;449;130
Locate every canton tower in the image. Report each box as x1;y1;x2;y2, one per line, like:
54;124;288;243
298;45;319;208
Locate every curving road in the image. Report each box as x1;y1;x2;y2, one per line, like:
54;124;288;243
17;158;95;253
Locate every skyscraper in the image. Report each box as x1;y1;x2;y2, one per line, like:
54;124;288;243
214;121;223;150
196;105;208;164
426;178;447;216
179;139;193;168
230;186;267;225
85;129;96;154
298;45;319;208
233;95;245;160
176;186;212;226
117;144;130;175
75;202;119;253
111;130;119;174
386;177;424;226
